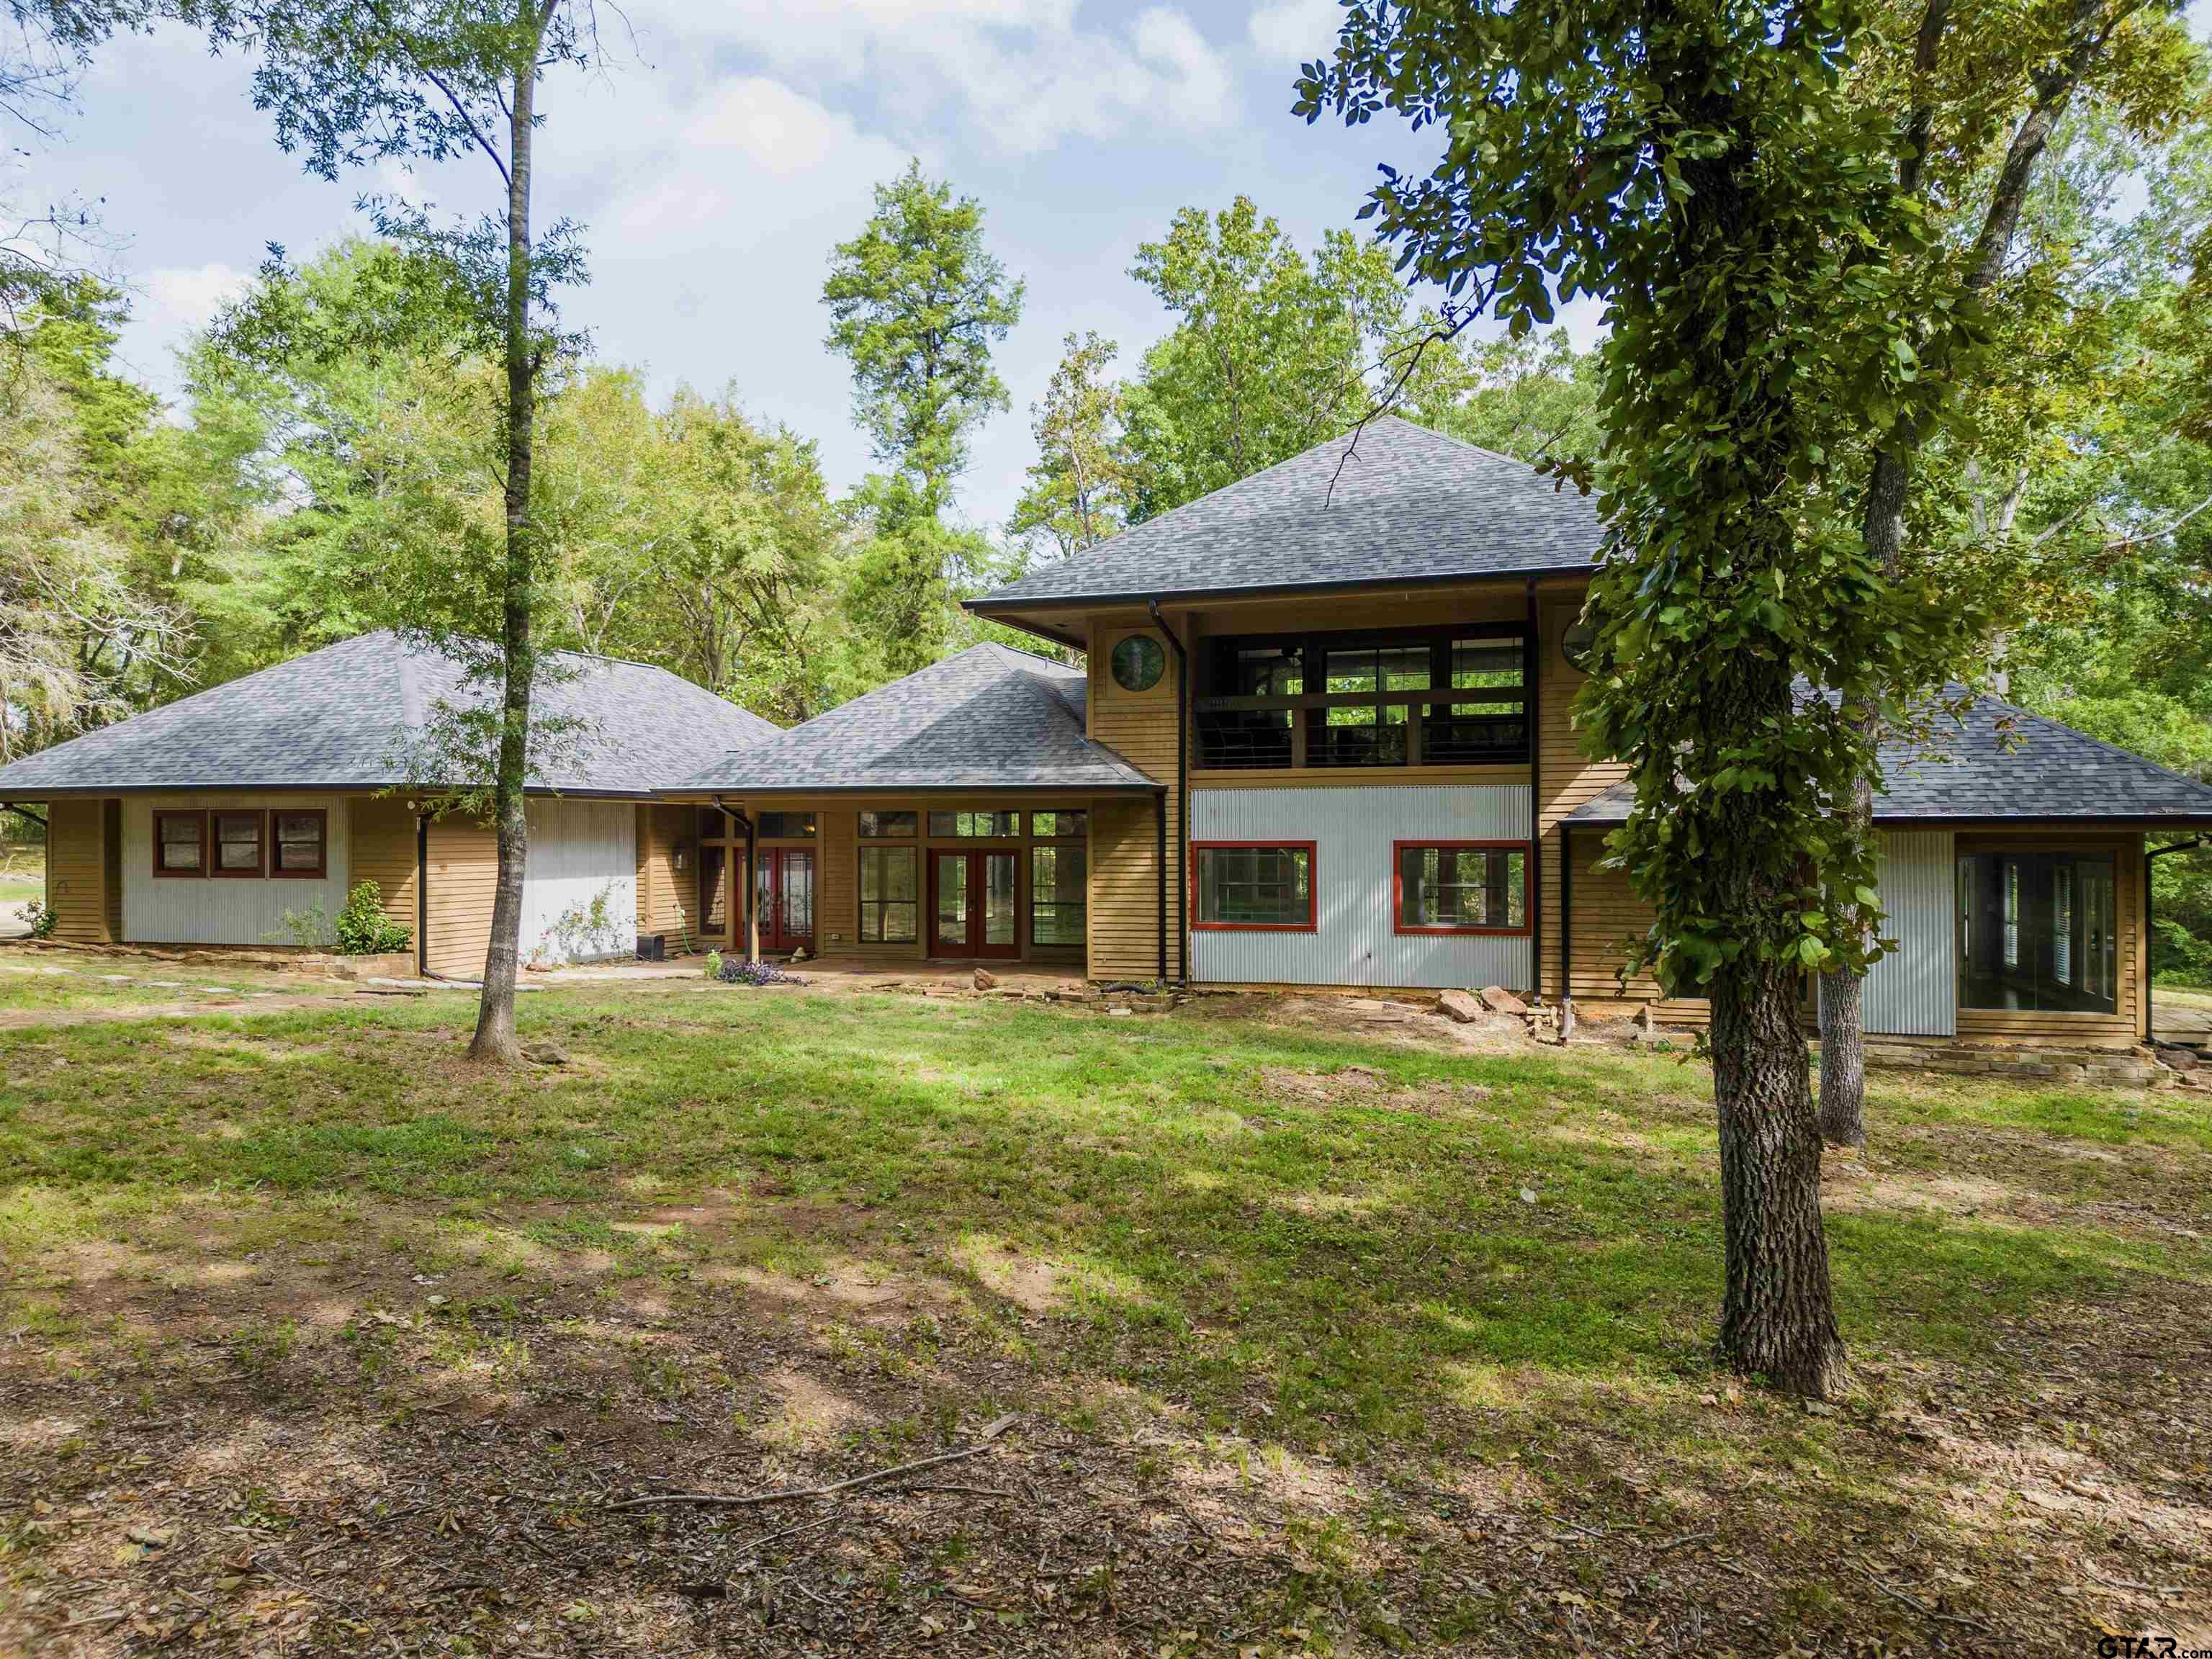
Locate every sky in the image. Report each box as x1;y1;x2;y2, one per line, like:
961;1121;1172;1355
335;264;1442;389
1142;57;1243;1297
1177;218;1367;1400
15;0;2212;536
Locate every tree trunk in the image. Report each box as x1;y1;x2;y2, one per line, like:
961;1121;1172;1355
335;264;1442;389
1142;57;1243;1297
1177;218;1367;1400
469;23;541;1065
1816;966;1868;1148
1711;951;1851;1397
1818;739;1877;1148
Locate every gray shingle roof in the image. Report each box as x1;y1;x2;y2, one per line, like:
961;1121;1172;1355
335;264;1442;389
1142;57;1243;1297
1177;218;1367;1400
676;643;1158;795
0;631;780;799
968;415;1602;612
1566;693;2212;827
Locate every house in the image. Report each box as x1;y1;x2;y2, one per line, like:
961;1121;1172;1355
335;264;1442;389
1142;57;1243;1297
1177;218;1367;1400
682;417;2212;1053
0;631;778;975
8;418;2212;1053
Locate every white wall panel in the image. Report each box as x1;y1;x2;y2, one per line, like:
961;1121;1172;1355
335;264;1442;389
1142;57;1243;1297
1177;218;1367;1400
1189;785;1534;989
1863;828;1956;1038
520;797;637;964
120;793;351;945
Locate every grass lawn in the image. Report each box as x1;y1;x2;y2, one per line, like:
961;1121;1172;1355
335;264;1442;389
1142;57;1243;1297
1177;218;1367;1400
1;953;2207;1655
0;844;40;916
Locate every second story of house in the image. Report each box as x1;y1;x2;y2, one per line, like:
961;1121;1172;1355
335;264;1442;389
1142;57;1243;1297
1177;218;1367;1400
968;415;1608;799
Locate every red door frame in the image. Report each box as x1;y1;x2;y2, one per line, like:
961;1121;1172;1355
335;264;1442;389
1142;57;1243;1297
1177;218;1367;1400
928;848;1021;959
755;847;816;955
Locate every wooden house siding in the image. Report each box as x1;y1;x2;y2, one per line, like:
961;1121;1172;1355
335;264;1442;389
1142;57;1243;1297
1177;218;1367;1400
349;798;420;938
1085;611;1179;980
634;804;698;946
1537;588;1625;1003
423;815;498;979
46;798;114;944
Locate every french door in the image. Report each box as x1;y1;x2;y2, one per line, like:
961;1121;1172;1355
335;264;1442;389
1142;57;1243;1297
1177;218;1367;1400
930;849;1019;958
755;848;816;955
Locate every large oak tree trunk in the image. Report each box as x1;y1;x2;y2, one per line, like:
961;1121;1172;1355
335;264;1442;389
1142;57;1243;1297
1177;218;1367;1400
1711;952;1851;1397
469;21;541;1065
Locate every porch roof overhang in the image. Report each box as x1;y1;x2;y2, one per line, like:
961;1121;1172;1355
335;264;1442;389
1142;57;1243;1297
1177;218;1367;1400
665;781;1162;804
673;642;1159;800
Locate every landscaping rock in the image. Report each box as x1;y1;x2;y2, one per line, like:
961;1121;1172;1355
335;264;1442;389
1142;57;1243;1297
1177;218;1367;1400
974;968;999;990
2157;1045;2200;1072
522;1041;569;1067
1436;989;1485;1024
1478;985;1527;1016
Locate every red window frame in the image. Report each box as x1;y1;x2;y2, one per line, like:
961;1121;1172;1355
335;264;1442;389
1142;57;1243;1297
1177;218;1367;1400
1190;840;1318;933
1391;839;1532;937
153;809;208;878
210;810;267;878
269;808;330;880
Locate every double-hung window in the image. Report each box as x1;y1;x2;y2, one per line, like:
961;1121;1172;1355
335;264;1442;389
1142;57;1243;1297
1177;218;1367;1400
154;811;207;876
271;811;328;878
1192;843;1315;930
1395;842;1527;934
212;811;265;877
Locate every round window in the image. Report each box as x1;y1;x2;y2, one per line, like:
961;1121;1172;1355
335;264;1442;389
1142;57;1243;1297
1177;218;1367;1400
1560;620;1598;673
1110;634;1166;693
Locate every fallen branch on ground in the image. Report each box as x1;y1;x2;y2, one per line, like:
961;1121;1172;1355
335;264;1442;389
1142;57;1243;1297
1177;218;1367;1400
608;1415;1018;1511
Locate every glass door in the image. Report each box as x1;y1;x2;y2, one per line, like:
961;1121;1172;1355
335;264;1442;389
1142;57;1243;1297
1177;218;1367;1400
979;851;1019;958
931;850;1020;957
755;849;816;954
931;851;970;956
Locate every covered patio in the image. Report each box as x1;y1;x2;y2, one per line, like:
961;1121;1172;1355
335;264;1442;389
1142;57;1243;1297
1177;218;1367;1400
667;645;1165;979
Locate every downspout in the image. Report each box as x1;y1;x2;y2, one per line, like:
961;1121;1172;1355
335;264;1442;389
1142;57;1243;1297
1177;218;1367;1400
1524;577;1543;1007
2145;837;2204;1047
1559;823;1574;1042
1148;599;1189;988
1154;786;1168;984
715;796;758;965
415;808;431;979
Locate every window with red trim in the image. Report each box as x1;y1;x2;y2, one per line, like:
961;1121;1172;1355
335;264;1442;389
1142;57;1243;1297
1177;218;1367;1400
153;811;207;876
1394;841;1528;935
271;809;328;878
212;811;265;877
1192;842;1316;930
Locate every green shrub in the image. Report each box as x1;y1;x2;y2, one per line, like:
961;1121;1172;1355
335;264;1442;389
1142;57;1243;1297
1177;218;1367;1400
20;897;57;940
704;949;723;980
265;900;338;953
336;881;413;956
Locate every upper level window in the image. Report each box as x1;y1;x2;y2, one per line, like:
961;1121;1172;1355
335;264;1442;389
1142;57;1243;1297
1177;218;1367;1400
930;809;1019;838
757;811;817;839
858;810;917;838
1030;810;1087;840
1195;627;1527;770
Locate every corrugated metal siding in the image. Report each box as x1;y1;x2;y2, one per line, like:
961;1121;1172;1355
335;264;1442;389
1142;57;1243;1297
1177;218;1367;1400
520;798;638;964
120;793;353;945
1190;784;1533;989
1863;829;1955;1038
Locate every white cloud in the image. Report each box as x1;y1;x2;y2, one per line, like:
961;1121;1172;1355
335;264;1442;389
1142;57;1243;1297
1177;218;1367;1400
1246;0;1340;66
618;0;1233;154
135;261;250;362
